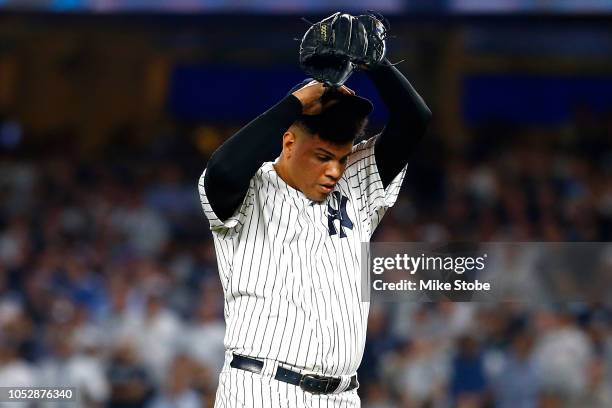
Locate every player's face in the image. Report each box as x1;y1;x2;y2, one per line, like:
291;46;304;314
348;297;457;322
290;133;353;202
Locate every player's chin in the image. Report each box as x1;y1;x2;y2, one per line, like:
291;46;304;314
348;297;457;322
307;187;330;202
309;193;326;202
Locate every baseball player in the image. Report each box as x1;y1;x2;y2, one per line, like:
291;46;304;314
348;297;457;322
198;13;431;407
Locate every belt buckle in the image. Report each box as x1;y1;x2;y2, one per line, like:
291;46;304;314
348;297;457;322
299;374;331;395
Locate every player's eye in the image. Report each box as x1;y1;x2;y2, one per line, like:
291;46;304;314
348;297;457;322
340;156;349;165
316;155;331;162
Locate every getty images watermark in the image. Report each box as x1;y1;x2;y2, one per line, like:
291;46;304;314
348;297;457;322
360;242;612;302
371;252;490;292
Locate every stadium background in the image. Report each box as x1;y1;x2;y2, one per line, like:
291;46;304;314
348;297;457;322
1;1;611;407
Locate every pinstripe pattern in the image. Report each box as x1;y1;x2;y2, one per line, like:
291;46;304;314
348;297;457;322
199;135;407;406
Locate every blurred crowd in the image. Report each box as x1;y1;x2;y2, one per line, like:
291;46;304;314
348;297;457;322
0;105;611;407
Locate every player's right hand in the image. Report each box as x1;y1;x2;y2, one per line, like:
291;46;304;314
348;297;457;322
291;80;355;115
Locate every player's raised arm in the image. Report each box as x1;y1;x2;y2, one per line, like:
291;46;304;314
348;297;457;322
203;81;353;222
366;60;432;187
202;91;301;222
355;13;432;188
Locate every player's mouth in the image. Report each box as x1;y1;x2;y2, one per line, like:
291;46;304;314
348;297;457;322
319;184;335;193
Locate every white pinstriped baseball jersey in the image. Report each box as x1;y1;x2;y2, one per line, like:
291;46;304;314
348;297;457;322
199;135;406;379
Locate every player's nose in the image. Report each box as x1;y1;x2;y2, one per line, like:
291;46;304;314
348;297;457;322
324;162;342;181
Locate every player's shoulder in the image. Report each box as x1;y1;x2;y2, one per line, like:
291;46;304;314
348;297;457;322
256;161;278;183
347;135;378;166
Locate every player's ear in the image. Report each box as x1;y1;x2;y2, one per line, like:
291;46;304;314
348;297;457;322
282;131;296;158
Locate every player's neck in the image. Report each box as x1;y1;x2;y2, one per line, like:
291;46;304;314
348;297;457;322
273;159;299;191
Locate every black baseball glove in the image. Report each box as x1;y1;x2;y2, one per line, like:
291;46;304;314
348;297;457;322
354;11;389;68
299;12;368;88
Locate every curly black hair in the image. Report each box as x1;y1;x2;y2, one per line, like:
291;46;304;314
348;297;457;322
293;93;369;144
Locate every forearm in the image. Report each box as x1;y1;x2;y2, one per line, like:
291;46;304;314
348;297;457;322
204;95;303;221
366;60;432;187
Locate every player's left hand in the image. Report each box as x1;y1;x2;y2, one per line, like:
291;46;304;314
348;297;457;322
354;12;389;69
299;13;368;87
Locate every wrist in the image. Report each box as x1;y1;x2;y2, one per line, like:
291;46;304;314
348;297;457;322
286;94;305;113
364;59;394;79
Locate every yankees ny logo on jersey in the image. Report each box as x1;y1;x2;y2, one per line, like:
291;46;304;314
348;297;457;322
327;191;353;238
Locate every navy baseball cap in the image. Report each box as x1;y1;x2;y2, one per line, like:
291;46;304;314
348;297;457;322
287;78;374;118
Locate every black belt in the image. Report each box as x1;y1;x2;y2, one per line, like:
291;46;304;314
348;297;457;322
230;353;359;395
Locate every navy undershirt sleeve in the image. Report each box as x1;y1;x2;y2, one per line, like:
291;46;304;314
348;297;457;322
366;60;432;188
204;95;303;222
